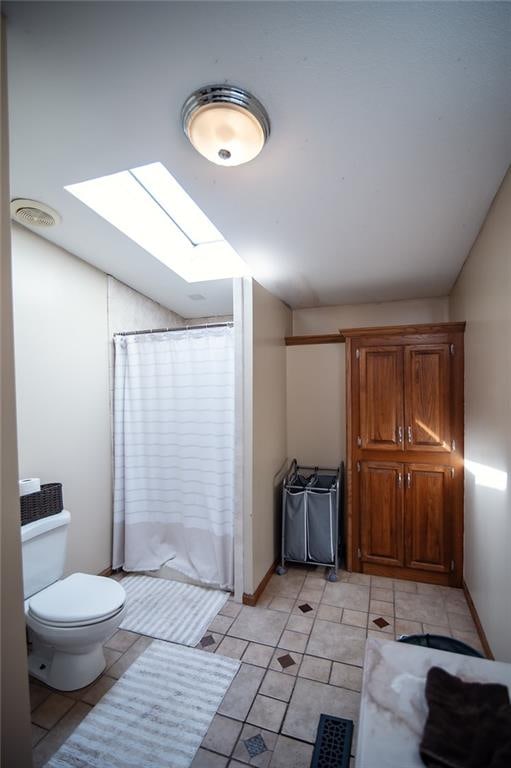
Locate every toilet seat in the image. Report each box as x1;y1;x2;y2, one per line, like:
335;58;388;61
28;572;126;628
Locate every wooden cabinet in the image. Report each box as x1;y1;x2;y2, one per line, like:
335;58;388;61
346;323;464;587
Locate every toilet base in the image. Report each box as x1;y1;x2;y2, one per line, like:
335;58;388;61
28;637;106;692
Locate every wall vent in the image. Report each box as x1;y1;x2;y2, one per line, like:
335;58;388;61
10;198;61;228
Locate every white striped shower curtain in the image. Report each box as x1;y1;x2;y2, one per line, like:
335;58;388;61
112;325;234;590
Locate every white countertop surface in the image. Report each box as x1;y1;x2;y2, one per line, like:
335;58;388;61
356;637;511;768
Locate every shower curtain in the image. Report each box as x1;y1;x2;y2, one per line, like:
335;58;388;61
112;325;234;590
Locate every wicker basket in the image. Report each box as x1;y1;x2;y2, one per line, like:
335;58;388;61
20;483;63;526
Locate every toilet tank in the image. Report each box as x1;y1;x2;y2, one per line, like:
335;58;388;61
21;510;71;599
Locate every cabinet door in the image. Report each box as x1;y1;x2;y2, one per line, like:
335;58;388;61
360;462;404;567
359;347;404;450
404;345;451;452
404;464;451;573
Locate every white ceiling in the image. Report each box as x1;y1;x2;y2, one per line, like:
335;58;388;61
5;1;511;316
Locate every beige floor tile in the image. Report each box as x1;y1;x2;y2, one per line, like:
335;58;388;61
31;724;47;747
369;599;395;616
269;649;304;676
103;647;123;669
298;655;331;683
282;677;360;744
367;629;392;641
453;631;485;655
29;681;51;711
209;614;235;634
216;636;249;660
269;735;314;768
370;587;393;603
268;597;295;613
104;628;139;652
107;635;153;678
322;582;370;612
202;713;243;756
232;724;278;766
220;601;243;619
228;606;288;646
278;630;308;654
395;619;422;636
307;620;366;666
330;661;363;692
368;614;394;634
394;592;448;625
304;570;327;584
301;578;325;593
422;624;451;636
285;614;314;634
32;702;91;768
242;642;275;668
392;579;418;593
341;609;368;629
32;692;75;730
346;573;371;586
218;663;265;721
416;582;448;596
247;694;287;732
447;611;477;633
370;576;394;589
316;604;342;623
80;674;116;706
191;748;229;768
298;587;326;603
260;669;296;702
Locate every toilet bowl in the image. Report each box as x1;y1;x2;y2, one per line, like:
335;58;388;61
25;573;126;691
21;511;127;691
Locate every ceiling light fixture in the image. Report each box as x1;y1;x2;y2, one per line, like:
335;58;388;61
65;162;249;282
181;84;270;167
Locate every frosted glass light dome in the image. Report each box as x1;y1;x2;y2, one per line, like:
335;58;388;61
182;85;270;167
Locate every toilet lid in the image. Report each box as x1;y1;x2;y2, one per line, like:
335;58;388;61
28;573;126;625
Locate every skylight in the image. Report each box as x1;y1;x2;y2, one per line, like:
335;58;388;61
65;162;249;282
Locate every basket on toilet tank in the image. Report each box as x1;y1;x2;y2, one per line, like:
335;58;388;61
20;483;63;526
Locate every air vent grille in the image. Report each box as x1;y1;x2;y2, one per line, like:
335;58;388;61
10;199;60;228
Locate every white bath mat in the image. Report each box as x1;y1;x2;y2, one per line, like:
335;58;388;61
119;575;230;646
46;640;240;768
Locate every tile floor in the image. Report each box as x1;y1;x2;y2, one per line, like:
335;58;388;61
30;566;484;767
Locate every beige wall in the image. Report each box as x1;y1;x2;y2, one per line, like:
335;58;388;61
0;18;33;764
450;167;511;662
287;297;450;468
251;280;291;592
12;225;112;576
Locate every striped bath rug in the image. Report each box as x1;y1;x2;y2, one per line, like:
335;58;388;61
46;640;240;768
119;575;229;646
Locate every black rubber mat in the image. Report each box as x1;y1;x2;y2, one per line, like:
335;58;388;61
310;714;353;768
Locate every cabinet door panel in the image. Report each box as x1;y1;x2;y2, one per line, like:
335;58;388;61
405;345;450;452
405;464;451;572
360;462;404;566
359;347;403;450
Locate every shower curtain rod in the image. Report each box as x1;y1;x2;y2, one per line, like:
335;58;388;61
114;321;233;337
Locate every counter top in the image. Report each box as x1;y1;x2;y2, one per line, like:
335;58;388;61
356;637;511;768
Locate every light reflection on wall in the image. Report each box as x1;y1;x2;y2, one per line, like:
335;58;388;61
465;459;508;492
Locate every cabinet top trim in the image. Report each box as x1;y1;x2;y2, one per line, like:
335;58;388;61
285;322;465;346
340;321;465;339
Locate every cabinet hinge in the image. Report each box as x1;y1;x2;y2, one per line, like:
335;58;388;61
450;560;455;573
357;547;362;559
356;436;362;448
355;348;360;359
450;343;455;355
451;439;456;452
450;467;455;479
356;461;361;472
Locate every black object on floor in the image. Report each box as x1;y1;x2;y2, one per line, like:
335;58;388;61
420;666;511;768
310;714;353;768
397;633;484;658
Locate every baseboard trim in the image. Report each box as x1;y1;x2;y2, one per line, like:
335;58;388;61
98;566;113;577
463;580;494;660
243;559;278;606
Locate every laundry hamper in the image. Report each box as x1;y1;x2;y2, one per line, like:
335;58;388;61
276;460;343;582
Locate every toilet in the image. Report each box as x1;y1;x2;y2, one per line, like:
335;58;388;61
21;510;127;691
